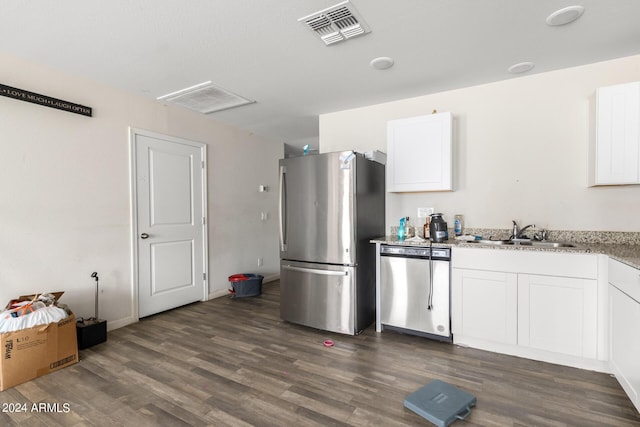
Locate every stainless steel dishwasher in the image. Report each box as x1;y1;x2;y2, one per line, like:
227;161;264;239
380;245;452;341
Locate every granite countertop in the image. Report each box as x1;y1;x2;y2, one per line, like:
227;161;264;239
587;243;640;269
371;235;640;270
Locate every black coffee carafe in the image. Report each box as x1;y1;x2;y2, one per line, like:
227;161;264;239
429;213;449;242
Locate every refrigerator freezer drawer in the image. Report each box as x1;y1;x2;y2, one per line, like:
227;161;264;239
280;261;357;335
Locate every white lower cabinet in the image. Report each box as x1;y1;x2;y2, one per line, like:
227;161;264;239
609;259;640;412
451;248;604;371
518;274;597;359
452;269;517;345
609;285;640;411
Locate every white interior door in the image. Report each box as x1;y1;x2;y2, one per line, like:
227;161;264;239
131;129;207;318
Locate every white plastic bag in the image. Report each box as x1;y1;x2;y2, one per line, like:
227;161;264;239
0;306;68;333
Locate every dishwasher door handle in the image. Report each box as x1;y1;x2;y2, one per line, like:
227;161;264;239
428;257;434;310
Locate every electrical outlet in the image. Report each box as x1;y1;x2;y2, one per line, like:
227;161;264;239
260;212;268;221
417;207;435;218
258;257;263;267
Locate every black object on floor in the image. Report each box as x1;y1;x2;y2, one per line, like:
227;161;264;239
404;379;476;427
76;271;107;349
76;318;107;349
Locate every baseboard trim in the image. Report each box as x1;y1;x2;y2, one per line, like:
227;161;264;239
208;288;231;300
263;273;279;283
454;335;610;373
208;274;279;300
106;316;137;332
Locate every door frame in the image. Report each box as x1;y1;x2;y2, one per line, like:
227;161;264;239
128;127;209;321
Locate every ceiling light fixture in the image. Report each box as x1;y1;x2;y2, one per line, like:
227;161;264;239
508;62;535;74
370;57;394;70
546;5;585;26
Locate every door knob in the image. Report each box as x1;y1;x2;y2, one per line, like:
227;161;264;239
140;233;149;239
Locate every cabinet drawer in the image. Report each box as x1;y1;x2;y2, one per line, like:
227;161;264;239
453;247;598;279
609;259;640;302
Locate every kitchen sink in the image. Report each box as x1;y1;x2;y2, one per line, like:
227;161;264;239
472;239;511;245
468;239;580;248
521;241;579;248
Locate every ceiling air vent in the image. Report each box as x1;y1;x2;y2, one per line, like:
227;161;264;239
156;81;255;114
298;1;370;46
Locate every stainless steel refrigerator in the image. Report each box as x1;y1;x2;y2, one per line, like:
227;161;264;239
278;151;385;335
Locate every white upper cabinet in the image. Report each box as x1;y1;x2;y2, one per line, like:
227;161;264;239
387;112;453;192
589;81;640;186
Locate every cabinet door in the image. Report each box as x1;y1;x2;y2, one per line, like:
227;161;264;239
452;269;517;344
387;112;452;192
518;274;597;358
593;81;640;185
609;284;640;411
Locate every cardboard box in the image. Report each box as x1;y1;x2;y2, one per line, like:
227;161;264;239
0;292;78;391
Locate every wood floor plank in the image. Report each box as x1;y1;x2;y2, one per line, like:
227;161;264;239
1;280;638;426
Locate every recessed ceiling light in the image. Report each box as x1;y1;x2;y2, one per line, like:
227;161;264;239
370;57;394;70
508;62;535;74
546;5;585;26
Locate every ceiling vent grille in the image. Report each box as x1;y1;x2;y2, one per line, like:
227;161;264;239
156;81;255;114
298;1;370;46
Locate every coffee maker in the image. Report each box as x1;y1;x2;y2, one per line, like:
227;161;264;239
429;213;449;243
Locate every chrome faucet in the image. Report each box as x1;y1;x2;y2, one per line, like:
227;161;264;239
533;229;549;241
511;220;535;240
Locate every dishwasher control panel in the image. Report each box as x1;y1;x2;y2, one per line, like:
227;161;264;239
380;245;450;260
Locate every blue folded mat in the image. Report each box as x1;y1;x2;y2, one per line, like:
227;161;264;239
404;379;476;427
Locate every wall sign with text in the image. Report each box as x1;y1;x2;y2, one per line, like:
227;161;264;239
0;83;92;117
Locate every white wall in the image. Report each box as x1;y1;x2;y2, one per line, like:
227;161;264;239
0;51;282;329
320;55;640;233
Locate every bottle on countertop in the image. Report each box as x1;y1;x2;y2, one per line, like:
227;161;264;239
405;217;415;238
454;214;463;236
398;217;406;241
423;216;431;240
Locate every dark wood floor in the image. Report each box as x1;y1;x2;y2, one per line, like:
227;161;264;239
2;280;639;426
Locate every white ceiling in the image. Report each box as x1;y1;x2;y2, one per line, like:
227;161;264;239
1;1;640;148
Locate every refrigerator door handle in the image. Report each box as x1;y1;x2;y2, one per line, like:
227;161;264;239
279;165;287;252
282;265;349;276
